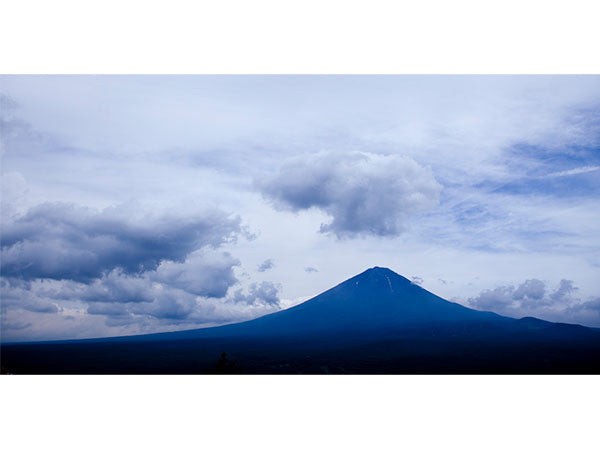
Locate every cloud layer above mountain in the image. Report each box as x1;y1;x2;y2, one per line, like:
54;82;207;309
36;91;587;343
259;151;442;238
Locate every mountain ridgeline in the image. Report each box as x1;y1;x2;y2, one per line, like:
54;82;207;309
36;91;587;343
135;266;507;341
2;267;600;374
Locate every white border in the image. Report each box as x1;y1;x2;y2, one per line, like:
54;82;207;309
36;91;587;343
1;1;599;449
1;375;598;449
1;0;599;73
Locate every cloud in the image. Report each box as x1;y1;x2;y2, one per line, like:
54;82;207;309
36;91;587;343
79;276;212;322
0;172;29;218
83;279;283;329
2;248;242;307
152;251;240;298
567;298;600;315
0;93;54;161
411;276;424;285
469;278;552;311
257;259;275;272
512;279;546;301
0;246;283;340
258;151;442;238
550;279;577;301
304;266;318;273
0;93;18;114
469;285;516;311
1;320;32;331
0;279;61;314
0;169;254;338
0;198;252;336
0;94;26;150
87;302;131;317
231;281;281;306
139;296;197;321
0;194;277;340
0;270;196;322
545;166;600;178
76;271;161;304
1;202;242;282
468;278;600;327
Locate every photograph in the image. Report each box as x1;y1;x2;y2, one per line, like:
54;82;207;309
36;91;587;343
2;75;599;374
1;3;599;448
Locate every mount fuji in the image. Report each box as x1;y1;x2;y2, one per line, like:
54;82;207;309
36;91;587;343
2;267;599;374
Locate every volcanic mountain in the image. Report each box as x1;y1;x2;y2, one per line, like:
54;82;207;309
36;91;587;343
133;266;508;340
2;267;600;374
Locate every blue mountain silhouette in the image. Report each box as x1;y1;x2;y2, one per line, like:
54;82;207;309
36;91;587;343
122;266;588;341
2;267;599;374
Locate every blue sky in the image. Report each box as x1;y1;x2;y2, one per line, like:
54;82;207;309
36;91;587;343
1;75;600;341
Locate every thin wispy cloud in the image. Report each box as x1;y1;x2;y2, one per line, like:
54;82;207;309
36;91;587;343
545;165;600;178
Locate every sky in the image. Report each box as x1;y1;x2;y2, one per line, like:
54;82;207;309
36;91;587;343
1;75;600;342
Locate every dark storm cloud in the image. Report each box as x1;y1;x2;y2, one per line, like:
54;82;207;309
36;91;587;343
258;151;441;238
231;281;281;306
0;197;247;330
257;259;274;272
1;202;242;282
6;252;241;308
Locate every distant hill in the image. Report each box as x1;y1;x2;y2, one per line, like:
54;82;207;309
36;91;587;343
2;267;599;374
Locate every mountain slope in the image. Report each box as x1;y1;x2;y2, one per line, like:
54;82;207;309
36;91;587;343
195;266;507;336
2;267;599;374
112;266;507;342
